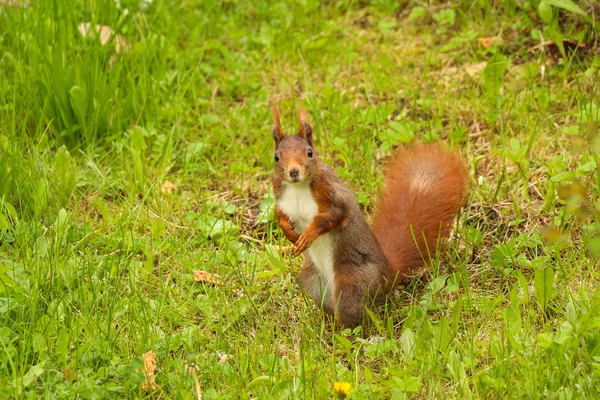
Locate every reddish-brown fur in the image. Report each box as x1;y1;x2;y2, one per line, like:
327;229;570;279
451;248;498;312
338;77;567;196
274;207;299;243
270;106;467;328
372;144;468;285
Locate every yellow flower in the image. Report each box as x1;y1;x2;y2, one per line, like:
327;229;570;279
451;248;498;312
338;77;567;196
333;381;353;399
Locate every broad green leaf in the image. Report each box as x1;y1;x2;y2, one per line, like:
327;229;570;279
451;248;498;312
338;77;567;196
17;362;45;389
400;328;416;360
34;236;49;257
378;20;397;35
256;192;275;224
432;9;456;25
247;375;276;389
196;215;240;242
549;170;576;183
463;225;483;245
554;321;573;344
566;301;577;326
580;103;599;124
538;1;553;23
586;331;600;357
390;373;423;399
545;26;566;57
537;332;555;349
222;202;236;215
577;159;597;175
516;271;529;304
450;298;463;333
264;245;285;270
429;276;446;293
408;7;426;20
503;306;522;333
69;85;87;123
54;146;72;176
0;212;8;231
379;121;416;148
546;0;588;17
55;208;70;238
447;350;472;399
483;52;507;98
586;235;600;257
4;201;18;221
57;328;69;366
32;332;47;354
34;178;48;217
151;219;166;241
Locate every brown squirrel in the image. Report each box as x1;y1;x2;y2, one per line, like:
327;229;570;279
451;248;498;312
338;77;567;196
270;106;468;328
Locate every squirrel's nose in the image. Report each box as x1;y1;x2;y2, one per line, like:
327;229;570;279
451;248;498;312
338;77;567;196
289;168;300;179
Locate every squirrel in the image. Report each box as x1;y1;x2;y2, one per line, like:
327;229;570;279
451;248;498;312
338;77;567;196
270;105;468;328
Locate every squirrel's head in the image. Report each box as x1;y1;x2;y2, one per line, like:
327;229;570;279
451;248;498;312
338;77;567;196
271;104;318;184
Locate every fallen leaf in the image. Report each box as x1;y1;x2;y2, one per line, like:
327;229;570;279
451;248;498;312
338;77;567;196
218;353;230;364
160;180;175;195
141;351;157;391
478;36;503;49
193;270;222;286
278;344;288;357
0;0;30;7
464;62;487;77
78;23;129;53
64;367;76;382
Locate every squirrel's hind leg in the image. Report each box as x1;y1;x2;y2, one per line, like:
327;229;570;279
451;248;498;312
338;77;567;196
332;278;367;328
333;270;386;329
298;259;335;315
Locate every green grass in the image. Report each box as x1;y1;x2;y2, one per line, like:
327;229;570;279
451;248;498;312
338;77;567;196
1;0;600;398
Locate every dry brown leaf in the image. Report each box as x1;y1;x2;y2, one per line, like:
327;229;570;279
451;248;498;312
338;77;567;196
218;353;230;364
464;62;487;77
141;350;157;391
160;180;175;195
478;36;503;49
0;0;29;7
193;270;222;286
64;367;76;382
78;23;129;53
278;344;288;357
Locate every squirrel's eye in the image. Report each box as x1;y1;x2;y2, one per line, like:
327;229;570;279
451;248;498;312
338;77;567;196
274;153;280;162
307;148;313;158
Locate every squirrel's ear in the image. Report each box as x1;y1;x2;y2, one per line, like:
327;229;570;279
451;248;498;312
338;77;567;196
297;109;313;144
298;119;313;145
271;103;284;145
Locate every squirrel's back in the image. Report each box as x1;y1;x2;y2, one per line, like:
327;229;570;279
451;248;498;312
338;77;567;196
372;143;468;284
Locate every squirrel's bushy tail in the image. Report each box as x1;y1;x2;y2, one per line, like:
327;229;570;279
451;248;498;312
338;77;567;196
372;144;468;284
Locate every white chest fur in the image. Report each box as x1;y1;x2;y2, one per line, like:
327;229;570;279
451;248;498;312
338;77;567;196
277;184;335;292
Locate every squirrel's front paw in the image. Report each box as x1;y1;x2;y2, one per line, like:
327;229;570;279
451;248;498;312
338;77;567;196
295;229;318;256
284;230;299;244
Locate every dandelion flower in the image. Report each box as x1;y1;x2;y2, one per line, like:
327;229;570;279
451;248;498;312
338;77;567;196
334;381;353;399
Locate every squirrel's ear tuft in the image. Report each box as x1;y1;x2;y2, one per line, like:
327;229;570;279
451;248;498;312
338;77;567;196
271;103;284;145
298;119;313;145
297;109;313;145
